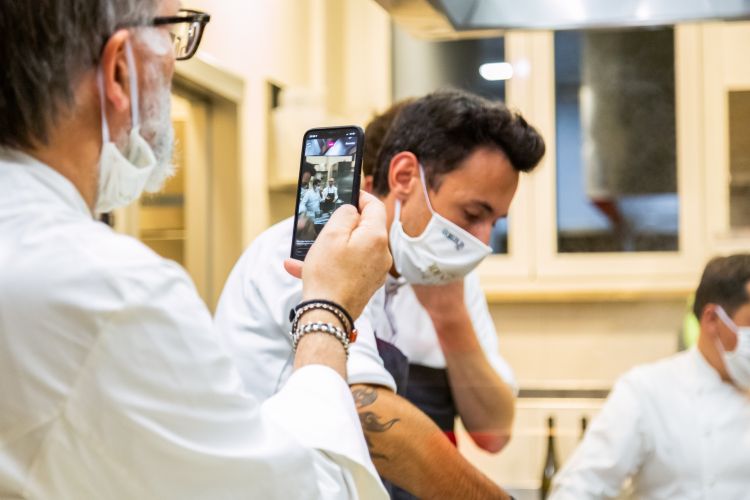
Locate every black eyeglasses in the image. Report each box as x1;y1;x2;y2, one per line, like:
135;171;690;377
121;9;211;61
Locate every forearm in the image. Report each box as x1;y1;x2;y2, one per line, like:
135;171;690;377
293;310;347;379
434;310;515;451
351;384;511;500
445;349;515;451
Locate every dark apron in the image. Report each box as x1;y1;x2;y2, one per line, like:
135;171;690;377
376;338;458;500
376;337;409;397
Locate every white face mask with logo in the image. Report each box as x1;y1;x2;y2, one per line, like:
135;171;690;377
389;165;492;285
94;41;158;214
714;306;750;391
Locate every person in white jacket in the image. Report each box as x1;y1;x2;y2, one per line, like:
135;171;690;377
0;0;392;498
551;254;750;500
215;91;546;499
323;177;339;202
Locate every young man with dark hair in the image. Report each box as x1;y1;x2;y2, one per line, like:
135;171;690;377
551;254;750;499
216;89;544;498
372;90;544;196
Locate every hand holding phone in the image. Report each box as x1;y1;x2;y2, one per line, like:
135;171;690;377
285;191;392;321
291;126;364;260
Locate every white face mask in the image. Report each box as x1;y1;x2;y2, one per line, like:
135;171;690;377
389;165;492;285
95;41;170;214
714;306;750;391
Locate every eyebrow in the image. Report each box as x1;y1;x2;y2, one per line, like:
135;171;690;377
468;200;495;215
466;200;509;224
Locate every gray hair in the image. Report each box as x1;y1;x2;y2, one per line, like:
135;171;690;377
0;0;158;149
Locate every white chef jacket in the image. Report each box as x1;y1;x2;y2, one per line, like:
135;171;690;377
214;217;516;402
300;188;322;218
0;150;386;500
551;348;750;500
322;186;338;202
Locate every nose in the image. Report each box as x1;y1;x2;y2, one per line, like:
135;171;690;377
473;221;493;246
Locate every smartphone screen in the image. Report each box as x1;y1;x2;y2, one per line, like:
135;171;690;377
290;126;364;260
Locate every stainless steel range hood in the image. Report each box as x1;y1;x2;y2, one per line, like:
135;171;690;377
376;0;750;38
373;0;501;40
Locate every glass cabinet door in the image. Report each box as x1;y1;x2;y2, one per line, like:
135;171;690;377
727;91;750;231
553;28;679;254
498;29;705;293
702;22;750;254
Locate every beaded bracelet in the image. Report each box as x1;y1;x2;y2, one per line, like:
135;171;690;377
289;301;358;344
292;321;350;357
290;299;354;332
299;299;355;332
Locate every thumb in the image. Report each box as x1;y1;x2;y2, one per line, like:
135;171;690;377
354;190;387;235
320;203;359;237
284;258;303;279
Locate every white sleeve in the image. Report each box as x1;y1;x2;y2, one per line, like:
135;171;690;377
67;263;386;500
463;271;517;391
215;221;396;395
347;296;398;392
550;373;649;500
213;227;302;401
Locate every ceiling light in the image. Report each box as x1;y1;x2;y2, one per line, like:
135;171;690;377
479;62;514;81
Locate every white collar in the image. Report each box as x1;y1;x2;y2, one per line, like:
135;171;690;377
0;148;92;218
690;347;725;391
385;273;407;296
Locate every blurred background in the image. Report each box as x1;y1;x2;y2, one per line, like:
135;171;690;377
110;1;750;497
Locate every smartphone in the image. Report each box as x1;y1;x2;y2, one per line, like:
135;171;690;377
290;126;364;260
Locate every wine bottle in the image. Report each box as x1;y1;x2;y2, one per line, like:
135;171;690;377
540;416;560;500
580;416;588;440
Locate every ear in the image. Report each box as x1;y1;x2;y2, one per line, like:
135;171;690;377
100;30;133;115
387;151;419;201
700;303;721;340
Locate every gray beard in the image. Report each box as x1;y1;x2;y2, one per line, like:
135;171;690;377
139;62;175;193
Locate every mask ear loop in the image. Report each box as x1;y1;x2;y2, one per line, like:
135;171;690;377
714;305;738;355
417;164;437;214
97;69;111;145
97;39;140;146
124;40;140;129
394;163;436;226
716;306;738;334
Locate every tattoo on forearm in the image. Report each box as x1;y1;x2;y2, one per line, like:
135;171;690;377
352;386;378;408
360;412;399;432
352;386;400;461
361;412;400;460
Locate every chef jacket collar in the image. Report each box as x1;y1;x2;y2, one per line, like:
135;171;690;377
0;147;92;218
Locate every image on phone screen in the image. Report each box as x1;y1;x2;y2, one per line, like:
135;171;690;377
291;126;363;260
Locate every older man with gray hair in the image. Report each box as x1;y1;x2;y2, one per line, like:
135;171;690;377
0;0;392;498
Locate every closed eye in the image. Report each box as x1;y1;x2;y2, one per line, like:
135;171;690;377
464;211;482;224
